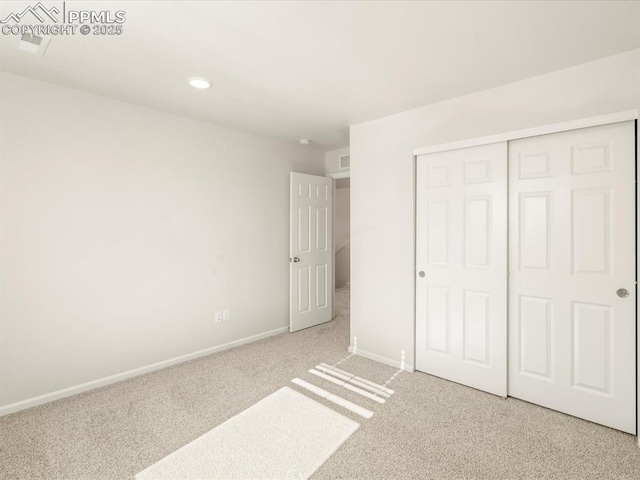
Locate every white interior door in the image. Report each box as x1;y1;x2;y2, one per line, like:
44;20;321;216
508;121;636;433
416;142;508;397
290;172;333;332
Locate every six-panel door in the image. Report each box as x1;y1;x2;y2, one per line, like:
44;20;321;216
508;121;636;433
416;142;508;397
290;172;333;332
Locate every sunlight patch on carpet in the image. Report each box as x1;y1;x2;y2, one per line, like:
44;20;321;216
136;387;359;480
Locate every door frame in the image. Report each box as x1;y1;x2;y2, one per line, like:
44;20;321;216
412;109;639;440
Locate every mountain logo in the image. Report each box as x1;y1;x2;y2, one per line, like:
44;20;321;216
0;2;60;24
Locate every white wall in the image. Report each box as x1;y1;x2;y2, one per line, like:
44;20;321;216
334;185;350;288
350;49;640;370
0;73;323;410
325;147;350;175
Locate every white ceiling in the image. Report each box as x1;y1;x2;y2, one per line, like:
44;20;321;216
1;1;639;149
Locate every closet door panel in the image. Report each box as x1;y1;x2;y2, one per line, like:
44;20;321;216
416;142;507;397
508;121;636;433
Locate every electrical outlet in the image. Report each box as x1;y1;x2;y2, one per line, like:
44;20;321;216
215;311;223;323
222;309;230;322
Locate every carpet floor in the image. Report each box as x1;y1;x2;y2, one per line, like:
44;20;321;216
1;287;639;479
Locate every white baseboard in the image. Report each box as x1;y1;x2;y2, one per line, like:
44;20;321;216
0;326;289;417
348;346;415;372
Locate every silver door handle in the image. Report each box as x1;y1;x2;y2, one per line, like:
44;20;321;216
617;288;629;298
292;257;301;263
418;271;425;278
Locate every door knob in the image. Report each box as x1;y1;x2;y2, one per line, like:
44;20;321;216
617;288;629;298
293;257;301;263
418;271;425;278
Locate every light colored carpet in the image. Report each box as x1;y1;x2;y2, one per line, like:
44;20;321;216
135;386;359;480
1;286;640;479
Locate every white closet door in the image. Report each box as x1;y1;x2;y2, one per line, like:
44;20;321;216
508;121;636;433
416;142;508;397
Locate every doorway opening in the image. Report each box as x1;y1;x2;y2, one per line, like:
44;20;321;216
325;147;351;324
331;174;351;349
334;177;351;292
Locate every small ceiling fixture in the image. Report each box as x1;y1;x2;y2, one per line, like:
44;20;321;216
299;139;311;145
188;77;211;89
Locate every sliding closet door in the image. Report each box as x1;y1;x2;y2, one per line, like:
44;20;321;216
416;142;507;397
508;121;636;433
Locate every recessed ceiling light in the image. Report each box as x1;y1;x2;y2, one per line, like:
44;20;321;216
299;139;311;145
188;77;211;89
